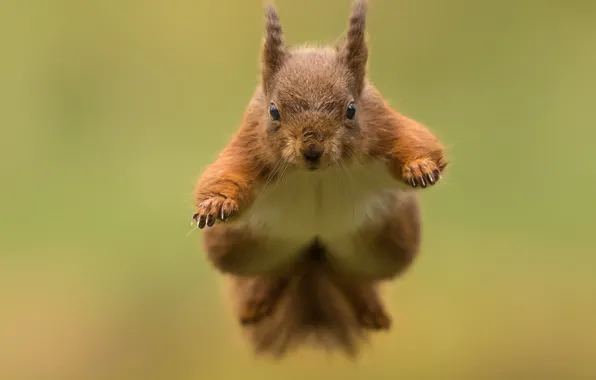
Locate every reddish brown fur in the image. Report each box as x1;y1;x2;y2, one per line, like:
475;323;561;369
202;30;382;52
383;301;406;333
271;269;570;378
228;253;369;358
192;0;447;359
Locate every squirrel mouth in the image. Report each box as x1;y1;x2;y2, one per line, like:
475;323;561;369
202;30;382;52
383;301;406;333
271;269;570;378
302;147;323;170
305;161;320;171
304;157;321;170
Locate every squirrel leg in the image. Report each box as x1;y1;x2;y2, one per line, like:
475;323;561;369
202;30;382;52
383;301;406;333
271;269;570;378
367;104;447;188
331;192;421;281
237;276;290;325
337;279;391;330
384;113;448;188
365;193;421;280
203;223;298;276
192;143;263;229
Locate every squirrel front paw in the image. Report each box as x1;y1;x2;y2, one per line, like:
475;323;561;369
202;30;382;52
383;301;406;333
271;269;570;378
192;196;239;229
400;158;445;189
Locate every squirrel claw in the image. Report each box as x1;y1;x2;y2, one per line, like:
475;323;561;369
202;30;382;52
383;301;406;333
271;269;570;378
402;158;442;189
192;197;239;229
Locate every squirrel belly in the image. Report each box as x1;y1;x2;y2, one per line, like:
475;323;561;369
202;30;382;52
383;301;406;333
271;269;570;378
230;159;416;277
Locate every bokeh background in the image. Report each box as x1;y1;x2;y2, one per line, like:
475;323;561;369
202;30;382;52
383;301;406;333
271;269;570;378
2;0;595;379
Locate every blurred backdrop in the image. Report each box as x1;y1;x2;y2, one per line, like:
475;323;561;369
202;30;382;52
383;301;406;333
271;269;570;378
1;0;595;379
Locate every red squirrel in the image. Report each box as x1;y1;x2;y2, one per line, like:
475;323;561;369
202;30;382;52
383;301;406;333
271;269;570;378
192;0;447;358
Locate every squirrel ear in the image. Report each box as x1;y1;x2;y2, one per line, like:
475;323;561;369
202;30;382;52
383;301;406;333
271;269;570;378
261;4;287;95
340;0;368;94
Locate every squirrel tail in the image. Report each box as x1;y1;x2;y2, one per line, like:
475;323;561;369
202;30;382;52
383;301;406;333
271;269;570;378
227;242;372;359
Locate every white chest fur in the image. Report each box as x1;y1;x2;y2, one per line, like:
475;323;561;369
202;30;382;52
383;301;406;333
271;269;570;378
236;161;411;263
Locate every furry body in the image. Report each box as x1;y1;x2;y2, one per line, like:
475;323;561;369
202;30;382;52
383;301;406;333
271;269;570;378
192;0;447;358
231;160;415;276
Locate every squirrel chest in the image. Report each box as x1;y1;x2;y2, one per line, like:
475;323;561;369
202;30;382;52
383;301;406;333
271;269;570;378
236;160;410;255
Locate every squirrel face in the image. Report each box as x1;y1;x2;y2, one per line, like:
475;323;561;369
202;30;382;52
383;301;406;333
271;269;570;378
258;1;369;172
265;48;363;171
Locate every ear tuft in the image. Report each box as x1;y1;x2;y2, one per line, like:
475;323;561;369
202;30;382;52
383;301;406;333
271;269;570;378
261;4;287;94
341;0;368;94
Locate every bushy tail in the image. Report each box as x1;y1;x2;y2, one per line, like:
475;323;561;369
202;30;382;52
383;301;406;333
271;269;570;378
244;266;369;358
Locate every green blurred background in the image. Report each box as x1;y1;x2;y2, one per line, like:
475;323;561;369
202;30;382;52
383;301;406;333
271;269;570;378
1;0;595;379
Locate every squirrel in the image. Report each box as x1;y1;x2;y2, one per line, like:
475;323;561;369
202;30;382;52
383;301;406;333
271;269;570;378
191;0;447;359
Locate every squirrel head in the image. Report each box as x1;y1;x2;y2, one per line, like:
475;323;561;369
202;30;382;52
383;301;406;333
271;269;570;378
258;0;369;171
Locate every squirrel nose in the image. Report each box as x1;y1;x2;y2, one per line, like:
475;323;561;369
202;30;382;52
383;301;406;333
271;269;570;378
302;145;323;163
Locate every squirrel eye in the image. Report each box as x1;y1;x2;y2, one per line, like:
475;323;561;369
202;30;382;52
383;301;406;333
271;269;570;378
345;102;356;120
269;103;280;121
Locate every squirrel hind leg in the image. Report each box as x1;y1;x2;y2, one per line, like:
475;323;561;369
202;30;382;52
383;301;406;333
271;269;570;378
237;276;290;326
341;281;392;331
